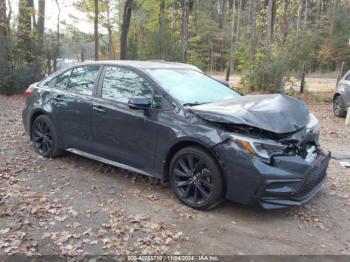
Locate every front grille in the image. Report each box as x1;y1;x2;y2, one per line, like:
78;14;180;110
294;153;330;198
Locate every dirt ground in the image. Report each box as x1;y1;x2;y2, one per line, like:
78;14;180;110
215;75;338;93
0;91;349;256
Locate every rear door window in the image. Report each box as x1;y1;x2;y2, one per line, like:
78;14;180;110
66;66;100;96
49;70;71;90
48;66;100;95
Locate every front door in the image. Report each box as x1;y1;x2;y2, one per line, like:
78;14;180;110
91;66;159;174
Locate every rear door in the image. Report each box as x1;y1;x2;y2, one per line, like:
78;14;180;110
91;65;160;174
49;65;101;152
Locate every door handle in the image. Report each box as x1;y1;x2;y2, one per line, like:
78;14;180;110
93;105;106;113
53;94;64;102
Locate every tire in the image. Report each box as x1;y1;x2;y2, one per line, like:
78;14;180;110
169;146;224;210
333;95;347;118
31;115;63;158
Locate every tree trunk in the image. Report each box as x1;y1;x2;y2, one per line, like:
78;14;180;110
37;0;45;47
226;0;236;81
28;0;35;27
94;0;99;61
81;48;85;62
218;0;226;31
331;0;339;36
296;0;302;34
32;0;45;81
0;0;9;76
6;0;11;31
107;1;113;59
235;0;241;40
250;0;257;64
17;0;32;63
303;0;309;31
47;52;52;75
120;0;133;60
159;0;165;59
281;0;289;46
53;0;60;72
300;63;306;93
181;0;190;63
265;0;274;63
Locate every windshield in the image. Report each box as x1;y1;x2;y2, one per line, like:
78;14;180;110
146;68;240;105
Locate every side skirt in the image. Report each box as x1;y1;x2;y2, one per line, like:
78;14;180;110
66;148;154;178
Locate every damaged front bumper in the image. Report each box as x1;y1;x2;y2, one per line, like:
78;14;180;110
259;150;330;209
214;140;330;209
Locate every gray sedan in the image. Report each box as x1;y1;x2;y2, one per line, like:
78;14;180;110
22;61;330;210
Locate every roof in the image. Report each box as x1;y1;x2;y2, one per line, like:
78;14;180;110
78;60;203;72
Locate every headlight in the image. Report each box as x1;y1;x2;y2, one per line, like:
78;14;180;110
306;113;318;130
251;141;286;159
230;134;286;160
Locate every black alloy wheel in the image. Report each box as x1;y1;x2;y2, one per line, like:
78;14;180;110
31;115;62;158
170;147;224;210
333;95;347;118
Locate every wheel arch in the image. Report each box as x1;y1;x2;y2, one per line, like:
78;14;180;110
333;92;343;101
161;139;222;183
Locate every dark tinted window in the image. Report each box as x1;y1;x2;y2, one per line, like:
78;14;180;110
102;66;153;103
67;66;100;96
51;70;71;90
346;73;350;81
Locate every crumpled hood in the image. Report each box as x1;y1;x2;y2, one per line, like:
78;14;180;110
190;94;309;134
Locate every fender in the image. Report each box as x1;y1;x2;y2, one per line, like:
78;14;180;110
159;136;223;183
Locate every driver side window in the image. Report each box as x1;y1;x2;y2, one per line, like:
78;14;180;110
102;66;153;103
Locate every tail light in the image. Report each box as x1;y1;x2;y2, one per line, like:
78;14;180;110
24;87;33;97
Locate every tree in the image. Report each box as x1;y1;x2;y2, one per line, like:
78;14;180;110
120;0;133;60
180;0;190;63
2;0;350;95
217;0;226;31
17;0;32;63
29;0;46;81
94;0;99;60
265;0;275;63
249;0;257;64
226;0;236;81
36;0;45;48
159;0;165;59
0;0;9;76
106;0;113;59
54;0;63;71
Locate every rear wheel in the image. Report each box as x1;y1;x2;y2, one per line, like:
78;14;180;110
333;95;347;118
169;146;224;210
31;115;62;158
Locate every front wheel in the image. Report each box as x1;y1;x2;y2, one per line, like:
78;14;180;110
31;115;62;158
333;95;347;118
169;146;224;210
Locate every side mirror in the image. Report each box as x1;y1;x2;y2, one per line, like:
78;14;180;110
128;96;152;110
